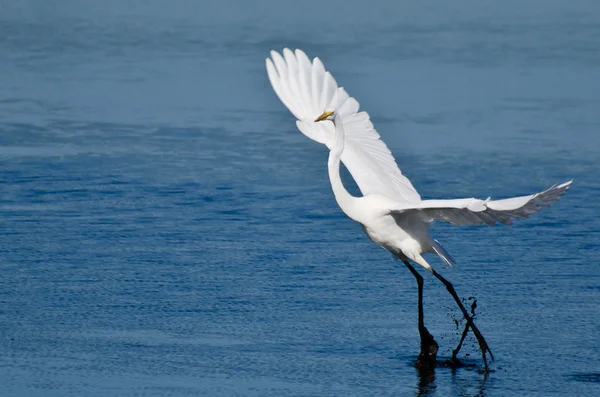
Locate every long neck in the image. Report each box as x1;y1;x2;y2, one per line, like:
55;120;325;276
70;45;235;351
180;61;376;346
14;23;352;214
328;114;360;221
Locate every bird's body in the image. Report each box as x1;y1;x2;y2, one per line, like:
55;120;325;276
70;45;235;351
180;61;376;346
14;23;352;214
324;121;437;269
364;211;434;266
267;48;571;275
266;48;572;370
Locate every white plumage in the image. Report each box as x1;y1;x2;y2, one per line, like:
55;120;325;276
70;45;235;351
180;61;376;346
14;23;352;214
266;48;571;271
266;48;572;369
266;48;421;203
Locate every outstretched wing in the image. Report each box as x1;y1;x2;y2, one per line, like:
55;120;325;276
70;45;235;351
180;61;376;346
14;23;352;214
390;181;572;226
266;48;421;203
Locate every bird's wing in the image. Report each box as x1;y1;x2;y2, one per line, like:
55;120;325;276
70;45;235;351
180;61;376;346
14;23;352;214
389;181;572;226
266;48;421;203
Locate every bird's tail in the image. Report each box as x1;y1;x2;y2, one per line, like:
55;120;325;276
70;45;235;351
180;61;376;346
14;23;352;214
431;239;456;268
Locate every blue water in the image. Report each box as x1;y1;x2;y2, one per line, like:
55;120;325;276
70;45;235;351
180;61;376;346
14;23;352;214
1;1;599;395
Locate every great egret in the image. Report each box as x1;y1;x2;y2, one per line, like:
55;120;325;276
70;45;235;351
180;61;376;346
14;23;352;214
266;48;572;370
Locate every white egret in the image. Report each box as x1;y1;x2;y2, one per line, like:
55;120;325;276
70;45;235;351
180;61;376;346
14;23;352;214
266;48;572;370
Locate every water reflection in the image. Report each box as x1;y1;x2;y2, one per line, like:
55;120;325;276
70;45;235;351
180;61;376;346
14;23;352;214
415;365;489;396
415;367;437;396
450;367;488;397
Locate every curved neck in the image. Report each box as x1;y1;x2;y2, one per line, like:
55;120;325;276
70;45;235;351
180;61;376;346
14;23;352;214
328;114;360;221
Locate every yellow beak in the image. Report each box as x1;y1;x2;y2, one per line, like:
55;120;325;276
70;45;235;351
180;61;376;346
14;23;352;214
315;111;334;122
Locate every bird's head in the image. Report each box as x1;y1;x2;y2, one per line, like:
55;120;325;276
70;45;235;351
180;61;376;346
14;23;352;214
315;110;335;122
315;110;345;151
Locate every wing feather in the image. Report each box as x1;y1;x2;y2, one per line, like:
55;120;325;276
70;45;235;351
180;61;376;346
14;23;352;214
390;181;572;226
320;72;337;112
267;59;300;121
269;51;302;120
338;96;360;117
311;57;326;114
282;49;308;118
294;49;314;114
266;48;421;203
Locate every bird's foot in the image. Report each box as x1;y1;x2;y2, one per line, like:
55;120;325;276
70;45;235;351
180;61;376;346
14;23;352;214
415;326;438;371
454;318;494;371
451;297;494;372
471;323;494;371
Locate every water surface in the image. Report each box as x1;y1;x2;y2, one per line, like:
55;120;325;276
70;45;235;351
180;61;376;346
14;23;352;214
1;1;599;396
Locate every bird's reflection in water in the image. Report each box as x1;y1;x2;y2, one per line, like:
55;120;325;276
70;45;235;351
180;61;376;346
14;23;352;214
451;366;489;397
415;367;437;396
415;364;489;397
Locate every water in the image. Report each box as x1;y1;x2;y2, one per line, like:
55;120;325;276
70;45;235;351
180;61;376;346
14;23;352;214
1;0;599;395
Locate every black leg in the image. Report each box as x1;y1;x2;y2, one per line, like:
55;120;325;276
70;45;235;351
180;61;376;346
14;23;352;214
452;317;470;363
403;260;438;370
452;297;477;362
430;269;494;370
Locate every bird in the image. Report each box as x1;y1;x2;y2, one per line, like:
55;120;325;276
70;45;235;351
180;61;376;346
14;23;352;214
266;48;572;371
